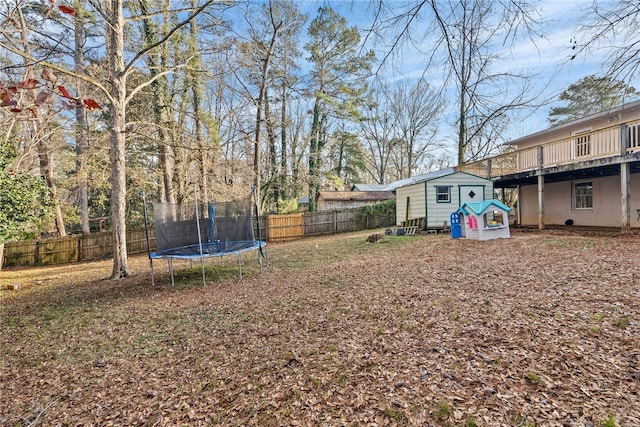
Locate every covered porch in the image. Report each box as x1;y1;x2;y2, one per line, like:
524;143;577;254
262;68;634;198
456;120;640;231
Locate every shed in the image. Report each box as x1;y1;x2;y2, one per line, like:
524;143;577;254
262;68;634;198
316;191;395;211
395;169;494;229
458;199;511;240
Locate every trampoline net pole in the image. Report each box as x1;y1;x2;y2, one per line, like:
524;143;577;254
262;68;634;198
142;191;156;286
193;185;207;287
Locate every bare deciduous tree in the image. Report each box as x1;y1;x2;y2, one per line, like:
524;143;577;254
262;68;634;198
370;0;546;164
388;78;443;178
576;1;640;85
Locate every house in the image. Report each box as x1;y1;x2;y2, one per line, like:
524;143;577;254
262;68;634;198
394;168;494;230
456;99;640;231
458;199;511;240
316;191;395;211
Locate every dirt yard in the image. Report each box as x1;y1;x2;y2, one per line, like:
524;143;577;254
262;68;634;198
1;229;639;426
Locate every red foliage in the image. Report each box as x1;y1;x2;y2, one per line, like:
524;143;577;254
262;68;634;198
58;5;77;16
58;85;73;99
83;99;102;110
1;92;16;107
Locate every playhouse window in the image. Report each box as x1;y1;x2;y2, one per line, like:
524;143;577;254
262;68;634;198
436;186;451;203
483;210;505;228
574;182;593;210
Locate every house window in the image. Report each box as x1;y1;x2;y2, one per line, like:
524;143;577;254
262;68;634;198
574;182;593;209
436;186;451;203
572;129;591;157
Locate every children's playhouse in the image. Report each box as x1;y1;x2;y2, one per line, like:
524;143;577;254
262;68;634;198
457;199;511;240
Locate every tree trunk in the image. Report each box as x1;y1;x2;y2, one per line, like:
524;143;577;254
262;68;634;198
36;136;65;236
189;0;207;203
265;91;278;208
140;0;175;204
308;97;321;212
107;0;130;279
254;17;281;211
74;1;90;234
279;83;287;204
16;5;66;237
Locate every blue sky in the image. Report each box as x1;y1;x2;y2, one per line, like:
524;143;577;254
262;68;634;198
296;0;637;145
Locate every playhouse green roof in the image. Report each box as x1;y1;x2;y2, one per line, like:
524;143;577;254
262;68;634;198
459;199;511;216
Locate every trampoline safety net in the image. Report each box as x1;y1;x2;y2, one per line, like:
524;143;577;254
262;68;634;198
152;195;257;257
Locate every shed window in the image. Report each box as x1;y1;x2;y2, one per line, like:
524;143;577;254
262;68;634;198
436;186;451;203
574;182;592;210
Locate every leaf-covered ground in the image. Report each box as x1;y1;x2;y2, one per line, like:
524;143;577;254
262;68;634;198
1;229;639;426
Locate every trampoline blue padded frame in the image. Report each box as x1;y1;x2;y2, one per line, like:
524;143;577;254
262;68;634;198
149;240;266;287
143;189;267;287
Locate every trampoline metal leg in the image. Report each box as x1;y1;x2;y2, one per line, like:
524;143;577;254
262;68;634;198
201;256;207;287
168;258;175;288
238;253;242;279
150;258;156;286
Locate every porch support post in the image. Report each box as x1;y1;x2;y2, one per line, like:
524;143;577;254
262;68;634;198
621;162;631;233
537;175;544;230
516;185;522;225
620;124;631;233
537;145;544;230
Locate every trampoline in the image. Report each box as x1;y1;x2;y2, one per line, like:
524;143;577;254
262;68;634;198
143;190;267;286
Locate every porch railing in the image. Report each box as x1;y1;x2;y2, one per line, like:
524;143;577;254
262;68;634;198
457;122;639;178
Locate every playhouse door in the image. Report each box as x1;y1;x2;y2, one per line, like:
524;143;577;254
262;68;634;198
460;186;485;205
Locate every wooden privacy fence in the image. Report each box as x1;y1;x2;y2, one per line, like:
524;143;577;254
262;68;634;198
267;208;394;241
267;213;304;241
3;229;154;268
2;208;394;267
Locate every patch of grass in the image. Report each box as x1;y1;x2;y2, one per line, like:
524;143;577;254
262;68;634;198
396;307;410;319
591;313;605;322
337;373;347;386
601;414;617;427
38;306;60;321
614;316;630;329
511;415;537;427
588;326;601;334
384;407;406;423
465;418;480;427
525;372;540;384
435;401;453;421
540;237;596;248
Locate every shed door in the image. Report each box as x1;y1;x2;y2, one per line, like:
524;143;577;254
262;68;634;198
459;185;485;205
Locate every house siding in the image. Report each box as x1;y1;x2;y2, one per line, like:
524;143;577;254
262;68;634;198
519;174;640;227
395;172;494;228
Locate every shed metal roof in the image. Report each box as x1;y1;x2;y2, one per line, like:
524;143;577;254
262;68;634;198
351;183;388;192
384;168;457;191
317;191;395;201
